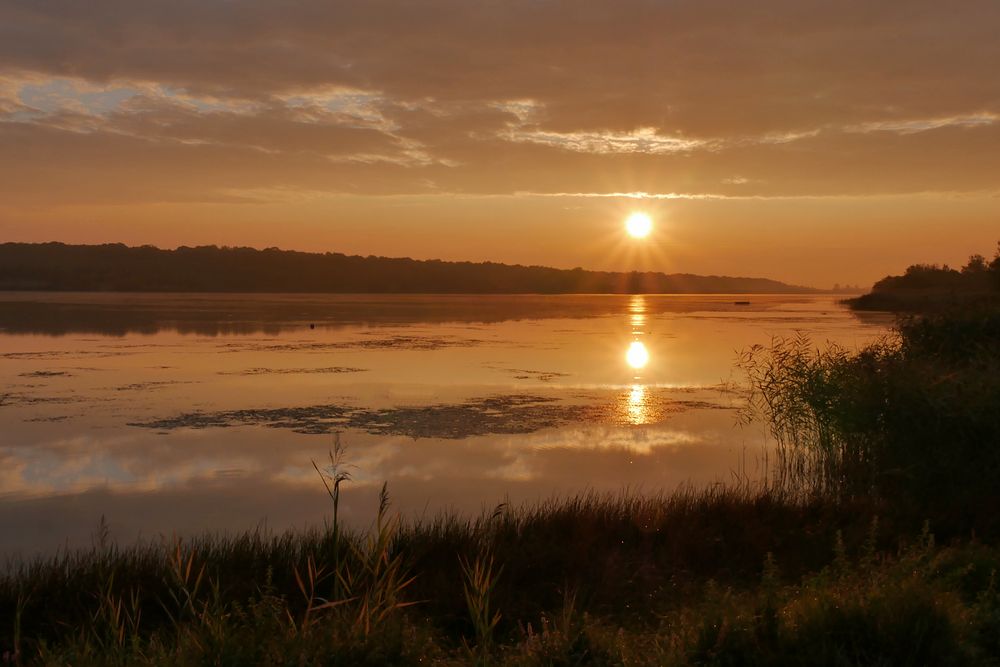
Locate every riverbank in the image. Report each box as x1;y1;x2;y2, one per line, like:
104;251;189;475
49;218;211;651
3;484;999;665
846;244;999;312
845;289;998;312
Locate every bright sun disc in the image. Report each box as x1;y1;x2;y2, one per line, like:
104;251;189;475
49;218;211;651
626;341;650;369
625;212;653;238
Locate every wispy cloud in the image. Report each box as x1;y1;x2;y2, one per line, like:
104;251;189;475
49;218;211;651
500;126;711;154
844;113;998;135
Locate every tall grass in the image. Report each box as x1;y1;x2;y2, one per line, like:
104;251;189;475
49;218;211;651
2;485;999;664
739;332;900;496
460;549;502;664
740;308;1000;519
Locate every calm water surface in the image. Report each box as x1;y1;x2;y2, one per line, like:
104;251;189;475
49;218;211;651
0;293;892;558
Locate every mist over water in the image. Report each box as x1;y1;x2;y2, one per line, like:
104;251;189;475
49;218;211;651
0;293;891;558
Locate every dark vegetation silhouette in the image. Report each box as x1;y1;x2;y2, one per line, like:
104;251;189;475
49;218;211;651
741;308;1000;521
6;485;1000;665
739;244;1000;529
0;242;813;294
848;241;1000;311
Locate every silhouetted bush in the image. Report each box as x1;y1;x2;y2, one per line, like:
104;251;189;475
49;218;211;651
849;242;1000;311
742;307;1000;522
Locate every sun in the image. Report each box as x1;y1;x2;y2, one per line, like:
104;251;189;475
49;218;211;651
625;212;653;238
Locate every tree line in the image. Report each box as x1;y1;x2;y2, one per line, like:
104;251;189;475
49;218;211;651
0;243;812;294
848;242;1000;310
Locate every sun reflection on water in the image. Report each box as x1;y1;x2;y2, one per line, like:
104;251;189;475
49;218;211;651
626;341;649;369
628;294;647;314
627;383;648;425
628;294;648;337
625;295;652;423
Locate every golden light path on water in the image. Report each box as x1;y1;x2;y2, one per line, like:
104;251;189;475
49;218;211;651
627;384;648;425
624;294;652;424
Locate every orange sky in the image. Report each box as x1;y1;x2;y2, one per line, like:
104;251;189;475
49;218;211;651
1;0;999;288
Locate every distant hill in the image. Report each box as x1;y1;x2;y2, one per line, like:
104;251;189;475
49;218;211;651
0;242;816;294
847;244;1000;311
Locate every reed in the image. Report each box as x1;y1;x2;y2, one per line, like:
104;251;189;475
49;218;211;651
3;480;998;665
460;550;502;663
740;307;1000;518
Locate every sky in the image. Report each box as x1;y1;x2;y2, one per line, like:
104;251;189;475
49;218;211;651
1;0;999;288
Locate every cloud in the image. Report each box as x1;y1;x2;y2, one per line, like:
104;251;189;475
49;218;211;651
1;0;999;203
844;113;999;135
501;127;710;155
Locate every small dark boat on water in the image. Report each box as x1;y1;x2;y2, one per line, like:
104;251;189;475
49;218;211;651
733;300;751;305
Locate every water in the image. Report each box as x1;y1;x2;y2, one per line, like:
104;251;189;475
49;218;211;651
0;293;891;558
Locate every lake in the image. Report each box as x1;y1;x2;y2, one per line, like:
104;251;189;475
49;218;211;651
0;293;892;558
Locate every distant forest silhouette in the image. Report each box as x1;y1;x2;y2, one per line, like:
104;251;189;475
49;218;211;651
849;243;1000;310
0;243;814;294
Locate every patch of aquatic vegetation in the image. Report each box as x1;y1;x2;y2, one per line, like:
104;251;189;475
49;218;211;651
109;380;199;392
130;391;733;437
0;350;129;360
96;343;189;349
217;366;368;376
360;396;608;439
0;392;79;407
130;395;598;438
130;403;354;434
218;334;486;354
511;370;570;381
486;364;571;382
